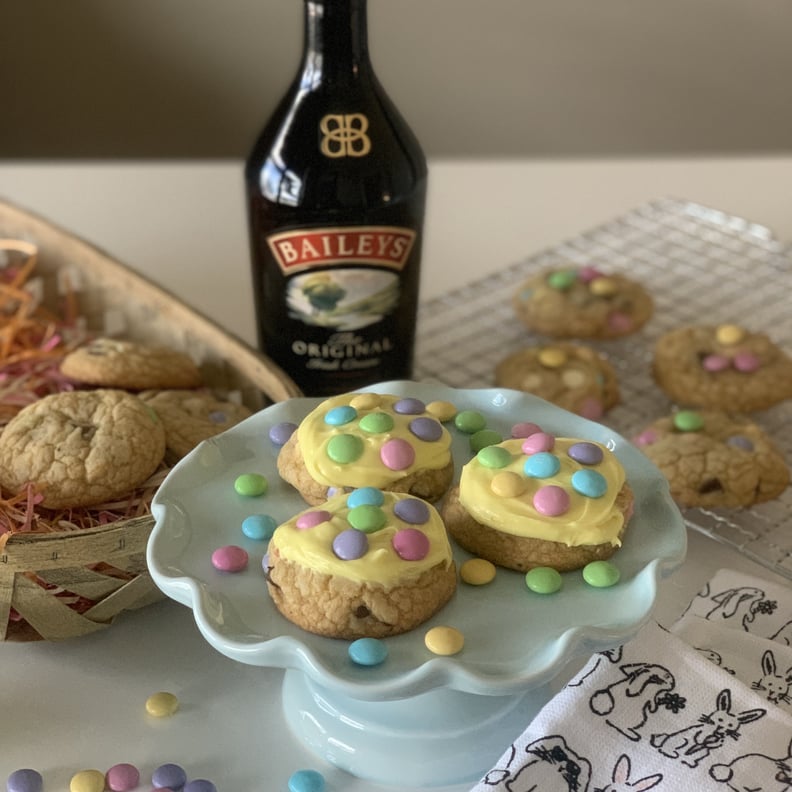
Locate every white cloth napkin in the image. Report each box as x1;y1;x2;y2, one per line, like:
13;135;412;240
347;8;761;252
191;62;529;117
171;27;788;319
469;568;792;792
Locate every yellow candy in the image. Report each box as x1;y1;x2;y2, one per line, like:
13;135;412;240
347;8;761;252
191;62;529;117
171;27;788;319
589;276;618;296
145;690;180;717
425;399;457;422
349;393;382;410
70;770;105;792
716;323;745;346
425;625;465;656
491;471;527;498
460;558;496;586
538;347;567;368
561;369;587;388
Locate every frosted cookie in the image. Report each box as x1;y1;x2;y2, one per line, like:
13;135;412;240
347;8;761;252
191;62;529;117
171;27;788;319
0;389;165;508
140;389;252;461
513;265;653;338
494;342;619;419
652;324;792;411
265;489;456;639
60;337;203;390
634;410;789;508
441;434;634;572
277;392;455;506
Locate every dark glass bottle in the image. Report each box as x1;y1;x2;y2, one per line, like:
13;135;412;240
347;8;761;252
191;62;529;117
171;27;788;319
245;0;427;397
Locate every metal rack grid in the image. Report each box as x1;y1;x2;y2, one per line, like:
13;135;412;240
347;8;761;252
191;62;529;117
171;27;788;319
415;197;792;579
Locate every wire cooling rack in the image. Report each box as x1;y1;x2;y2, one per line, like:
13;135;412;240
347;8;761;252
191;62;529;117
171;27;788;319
415;197;792;579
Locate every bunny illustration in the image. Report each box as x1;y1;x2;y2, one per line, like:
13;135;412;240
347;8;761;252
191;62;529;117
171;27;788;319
771;620;792;647
482;734;592;792
650;688;765;767
589;662;676;741
705;586;765;630
709;736;792;791
568;646;624;688
594;753;663;792
751;649;792;706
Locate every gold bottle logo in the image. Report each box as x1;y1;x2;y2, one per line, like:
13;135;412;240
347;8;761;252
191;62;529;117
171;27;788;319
319;114;371;157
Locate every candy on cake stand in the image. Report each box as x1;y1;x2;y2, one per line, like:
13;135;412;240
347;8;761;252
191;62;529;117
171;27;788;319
147;382;686;787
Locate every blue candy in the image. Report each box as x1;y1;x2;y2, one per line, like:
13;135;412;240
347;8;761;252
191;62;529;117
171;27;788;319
241;513;277;541
288;769;326;792
348;637;389;667
571;469;608;498
346;487;385;508
523;452;561;478
7;769;43;792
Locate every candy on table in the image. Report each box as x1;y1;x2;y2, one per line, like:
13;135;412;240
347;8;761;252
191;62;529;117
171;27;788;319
288;769;326;792
241;513;277;541
454;409;487;434
106;763;140;792
348;637;388;667
69;769;105;792
525;566;563;594
268;420;298;445
6;769;43;792
183;781;217;792
424;625;465;656
582;560;621;588
210;544;249;572
460;558;496;586
233;472;268;496
151;763;187;789
145;691;180;717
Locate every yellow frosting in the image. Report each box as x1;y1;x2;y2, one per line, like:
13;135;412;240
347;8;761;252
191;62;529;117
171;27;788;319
270;491;453;586
458;437;627;547
298;392;453;489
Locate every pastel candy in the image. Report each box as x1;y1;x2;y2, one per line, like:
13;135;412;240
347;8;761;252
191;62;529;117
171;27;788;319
392;528;430;560
380;438;415;470
454;409;487;434
702;354;730;372
359;411;394;433
477;445;512;469
234;472;268;497
409;416;443;442
324;405;357;425
288;769;326;792
348;504;387;533
567;442;604;465
533;485;570;516
241;513;277;541
151;764;187;790
69;770;105;792
583;560;620;587
425;625;464;655
393;397;425;415
268;421;298;445
460;558;496;585
521;432;555;454
145;691;179;717
523;451;560;478
106;764;140;792
348;637;388;667
296;510;332;529
470;429;502;452
7;769;43;792
184;782;217;792
326;433;364;463
211;545;248;572
333;529;368;560
511;421;542;438
393;498;430;524
733;352;761;372
525;566;563;594
571;469;608;498
347;487;385;507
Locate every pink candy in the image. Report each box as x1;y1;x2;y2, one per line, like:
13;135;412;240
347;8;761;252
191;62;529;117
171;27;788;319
521;432;555;455
380;438;415;470
634;429;658;446
733;352;761;372
511;421;542;438
296;510;332;529
106;763;140;792
211;545;249;573
392;528;430;560
702;354;730;372
533;485;570;516
606;312;633;333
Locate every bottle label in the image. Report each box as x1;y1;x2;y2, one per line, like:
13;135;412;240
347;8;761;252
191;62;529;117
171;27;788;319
267;226;416;275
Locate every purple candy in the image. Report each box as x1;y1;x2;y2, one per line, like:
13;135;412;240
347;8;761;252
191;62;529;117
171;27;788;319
333;528;369;560
184;782;217;792
7;769;43;792
567;442;604;466
393;397;426;415
269;421;298;446
408;416;443;442
393;498;430;525
727;435;755;451
152;763;187;790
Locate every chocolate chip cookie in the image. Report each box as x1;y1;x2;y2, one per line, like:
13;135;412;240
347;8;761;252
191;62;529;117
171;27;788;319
633;409;789;507
0;389;166;508
494;342;619;419
652;324;792;411
513;265;653;338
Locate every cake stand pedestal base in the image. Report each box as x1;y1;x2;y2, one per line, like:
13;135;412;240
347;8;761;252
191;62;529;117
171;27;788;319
282;669;552;788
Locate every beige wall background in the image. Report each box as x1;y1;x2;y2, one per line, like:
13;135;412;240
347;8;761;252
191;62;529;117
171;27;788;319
3;0;792;160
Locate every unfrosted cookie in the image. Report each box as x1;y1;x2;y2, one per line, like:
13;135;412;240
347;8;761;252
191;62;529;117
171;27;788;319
494;342;619;419
634;409;789;508
513;265;653;338
277;392;455;506
0;389;166;508
652;324;792;411
440;434;634;572
60;337;203;390
265;489;456;639
140;389;252;460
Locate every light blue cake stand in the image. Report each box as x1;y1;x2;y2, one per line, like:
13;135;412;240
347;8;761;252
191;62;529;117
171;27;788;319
147;382;686;787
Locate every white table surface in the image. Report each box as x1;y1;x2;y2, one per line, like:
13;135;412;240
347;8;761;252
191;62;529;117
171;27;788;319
1;158;791;791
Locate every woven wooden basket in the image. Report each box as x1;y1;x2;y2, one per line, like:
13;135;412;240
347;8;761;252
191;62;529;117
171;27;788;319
0;198;301;641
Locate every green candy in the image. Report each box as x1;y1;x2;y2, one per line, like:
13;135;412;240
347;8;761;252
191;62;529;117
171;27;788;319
582;560;620;588
327;433;364;463
234;472;268;497
359;411;395;434
454;410;487;434
348;504;387;533
673;410;704;432
470;429;503;453
525;566;563;594
547;269;577;290
477;445;512;469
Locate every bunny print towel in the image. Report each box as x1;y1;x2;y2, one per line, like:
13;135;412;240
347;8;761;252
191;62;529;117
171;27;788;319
470;568;792;792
